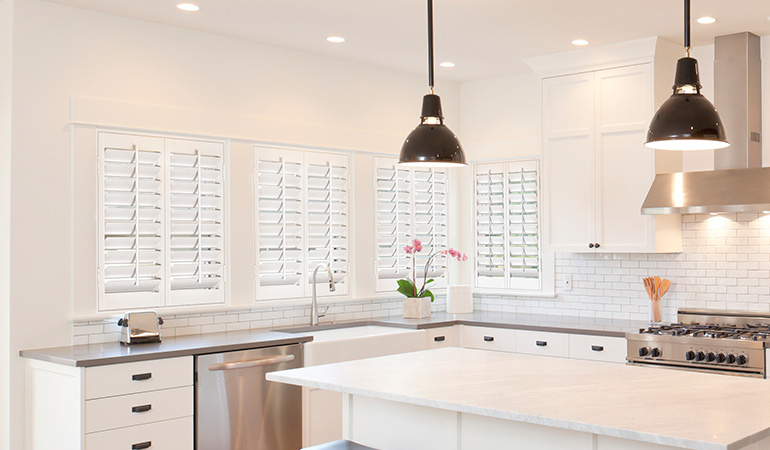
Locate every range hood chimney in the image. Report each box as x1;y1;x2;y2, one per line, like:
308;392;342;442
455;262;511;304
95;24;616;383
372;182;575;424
641;32;766;215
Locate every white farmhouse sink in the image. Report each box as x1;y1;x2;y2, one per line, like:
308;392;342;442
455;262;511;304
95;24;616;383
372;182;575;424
284;325;426;366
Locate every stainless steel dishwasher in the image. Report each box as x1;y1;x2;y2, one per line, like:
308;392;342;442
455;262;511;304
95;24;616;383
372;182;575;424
196;344;303;450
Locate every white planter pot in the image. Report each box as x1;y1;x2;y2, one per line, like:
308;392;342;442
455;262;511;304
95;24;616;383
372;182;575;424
403;297;431;319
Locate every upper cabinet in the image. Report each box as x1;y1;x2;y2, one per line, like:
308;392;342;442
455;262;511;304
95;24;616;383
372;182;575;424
533;38;684;253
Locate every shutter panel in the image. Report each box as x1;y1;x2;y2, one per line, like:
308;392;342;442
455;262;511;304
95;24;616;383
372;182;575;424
305;152;349;296
256;148;305;299
508;160;541;289
100;133;164;310
474;163;506;289
374;157;449;292
474;159;542;291
412;168;448;281
166;138;225;306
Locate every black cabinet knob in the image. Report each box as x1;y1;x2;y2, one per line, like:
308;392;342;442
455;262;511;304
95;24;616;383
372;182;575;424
588;243;595;248
595;243;600;248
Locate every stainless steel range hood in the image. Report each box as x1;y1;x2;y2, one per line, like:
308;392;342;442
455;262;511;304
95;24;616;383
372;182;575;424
641;32;764;215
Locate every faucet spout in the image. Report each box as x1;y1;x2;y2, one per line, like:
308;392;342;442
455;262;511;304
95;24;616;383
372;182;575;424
311;263;336;326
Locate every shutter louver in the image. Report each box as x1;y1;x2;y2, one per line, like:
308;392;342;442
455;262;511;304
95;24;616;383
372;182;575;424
305;153;349;295
374;157;449;292
166;139;225;306
100;134;164;310
474;160;542;291
256;149;305;299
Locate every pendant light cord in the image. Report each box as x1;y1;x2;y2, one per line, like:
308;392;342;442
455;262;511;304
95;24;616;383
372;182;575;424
427;0;435;93
684;0;691;56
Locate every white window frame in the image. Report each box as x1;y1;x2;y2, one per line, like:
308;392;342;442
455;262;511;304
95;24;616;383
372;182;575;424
473;158;554;295
254;145;351;301
373;156;449;293
97;131;227;312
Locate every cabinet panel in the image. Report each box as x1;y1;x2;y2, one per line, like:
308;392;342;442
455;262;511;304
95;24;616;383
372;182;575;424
85;356;192;400
595;65;656;252
543;73;596;252
568;334;626;363
85;386;193;433
462;326;517;353
425;326;458;349
514;330;569;358
85;416;193;450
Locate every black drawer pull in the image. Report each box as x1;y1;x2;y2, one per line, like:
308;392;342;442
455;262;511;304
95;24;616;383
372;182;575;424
483;336;494;342
591;345;605;352
536;341;548;347
132;442;152;450
434;336;446;342
131;404;152;413
132;372;152;381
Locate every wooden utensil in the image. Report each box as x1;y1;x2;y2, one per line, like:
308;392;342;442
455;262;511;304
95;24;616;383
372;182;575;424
658;279;671;300
653;276;661;301
643;277;654;302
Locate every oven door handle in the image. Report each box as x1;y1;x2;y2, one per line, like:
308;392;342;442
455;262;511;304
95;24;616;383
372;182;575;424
208;354;295;371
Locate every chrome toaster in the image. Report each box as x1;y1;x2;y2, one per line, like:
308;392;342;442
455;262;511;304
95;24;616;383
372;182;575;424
118;311;164;344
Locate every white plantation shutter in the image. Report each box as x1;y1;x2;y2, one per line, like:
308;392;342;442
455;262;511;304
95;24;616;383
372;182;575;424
100;133;164;310
374;157;448;292
305;152;349;297
98;132;227;311
474;160;541;291
166;138;225;306
256;149;305;299
255;147;350;300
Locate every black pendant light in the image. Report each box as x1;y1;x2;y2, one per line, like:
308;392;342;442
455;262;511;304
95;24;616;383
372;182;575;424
398;0;466;167
645;0;728;151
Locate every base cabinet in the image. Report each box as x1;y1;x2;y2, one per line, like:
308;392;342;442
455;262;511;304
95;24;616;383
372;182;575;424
26;356;193;450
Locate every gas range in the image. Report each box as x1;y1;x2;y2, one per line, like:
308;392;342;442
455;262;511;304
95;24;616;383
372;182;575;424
626;309;770;377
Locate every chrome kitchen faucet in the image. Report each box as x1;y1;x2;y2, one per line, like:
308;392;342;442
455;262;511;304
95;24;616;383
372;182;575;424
311;263;335;326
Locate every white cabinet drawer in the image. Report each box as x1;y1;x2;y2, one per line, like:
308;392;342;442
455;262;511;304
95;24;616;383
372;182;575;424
425;326;458;349
86;416;193;450
85;386;193;433
85;357;192;400
514;330;569;358
569;334;626;363
462;326;516;353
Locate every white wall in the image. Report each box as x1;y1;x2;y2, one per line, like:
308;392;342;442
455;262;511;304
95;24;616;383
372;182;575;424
0;1;13;448
6;1;459;448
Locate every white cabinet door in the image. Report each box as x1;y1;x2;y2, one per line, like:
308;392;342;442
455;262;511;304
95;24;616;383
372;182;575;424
462;326;517;353
514;330;569;358
543;72;596;253
594;65;656;252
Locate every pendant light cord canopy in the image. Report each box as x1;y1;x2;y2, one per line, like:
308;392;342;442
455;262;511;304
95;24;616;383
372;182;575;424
398;0;466;167
645;0;729;151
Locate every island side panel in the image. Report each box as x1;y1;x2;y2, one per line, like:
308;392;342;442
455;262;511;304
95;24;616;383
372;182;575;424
460;412;594;450
347;395;459;450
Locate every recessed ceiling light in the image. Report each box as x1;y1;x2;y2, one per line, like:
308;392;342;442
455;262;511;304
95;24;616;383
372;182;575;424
571;39;590;46
439;62;456;68
697;16;717;24
326;36;346;43
177;3;199;11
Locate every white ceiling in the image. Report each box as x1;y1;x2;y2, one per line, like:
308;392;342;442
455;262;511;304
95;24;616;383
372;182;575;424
44;0;770;82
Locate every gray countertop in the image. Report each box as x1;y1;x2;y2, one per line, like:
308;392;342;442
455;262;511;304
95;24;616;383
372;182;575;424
20;311;646;367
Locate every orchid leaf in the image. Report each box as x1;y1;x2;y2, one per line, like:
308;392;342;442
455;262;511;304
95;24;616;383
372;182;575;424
423;289;435;302
397;279;415;297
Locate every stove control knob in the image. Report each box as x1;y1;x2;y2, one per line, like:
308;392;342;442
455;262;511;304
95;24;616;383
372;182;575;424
727;354;737;364
717;353;727;363
685;350;696;361
706;352;716;362
696;351;706;362
651;348;662;358
737;354;748;366
638;347;650;357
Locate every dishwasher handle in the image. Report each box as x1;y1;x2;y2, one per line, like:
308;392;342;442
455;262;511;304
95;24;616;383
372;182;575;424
208;354;295;372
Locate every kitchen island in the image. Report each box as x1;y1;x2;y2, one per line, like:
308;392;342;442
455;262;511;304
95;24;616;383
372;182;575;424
267;347;770;450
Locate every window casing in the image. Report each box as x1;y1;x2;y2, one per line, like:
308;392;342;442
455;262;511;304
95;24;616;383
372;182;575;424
374;157;448;292
98;132;226;311
474;159;542;291
255;147;350;300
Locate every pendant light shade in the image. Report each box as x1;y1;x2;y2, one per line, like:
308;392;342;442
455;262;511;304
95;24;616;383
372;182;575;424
398;0;466;167
645;0;729;151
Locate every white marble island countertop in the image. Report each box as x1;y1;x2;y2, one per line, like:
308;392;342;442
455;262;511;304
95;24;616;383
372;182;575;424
267;347;770;450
